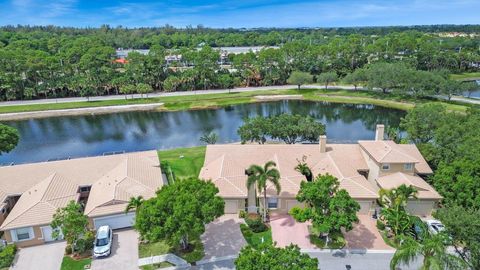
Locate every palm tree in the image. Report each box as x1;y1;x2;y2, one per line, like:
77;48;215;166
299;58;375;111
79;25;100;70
294;155;313;182
390;233;465;270
125;196;144;214
379;184;418;209
246;161;281;222
379;185;418;237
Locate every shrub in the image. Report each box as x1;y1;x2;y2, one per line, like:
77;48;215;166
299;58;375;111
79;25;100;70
75;230;95;254
239;210;246;219
376;219;386;230
240;224;253;238
65;244;73;255
245;216;267;233
0;244;17;268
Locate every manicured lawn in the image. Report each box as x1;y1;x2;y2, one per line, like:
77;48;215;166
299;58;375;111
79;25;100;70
140;262;173;270
139;240;171;258
308;226;346;249
239;224;273;248
60;256;91;270
1;87;475;115
450;72;480;81
158;146;206;179
138;237;204;264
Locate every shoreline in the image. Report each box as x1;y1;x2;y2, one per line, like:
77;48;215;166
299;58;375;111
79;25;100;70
0;103;164;121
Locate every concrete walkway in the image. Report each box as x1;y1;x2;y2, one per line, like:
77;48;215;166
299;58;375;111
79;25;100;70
270;214;316;249
138;253;190;268
10;241;66;270
201;215;247;260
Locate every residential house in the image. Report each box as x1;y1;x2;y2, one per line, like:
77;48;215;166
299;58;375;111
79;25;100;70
199;125;441;217
0;151;163;247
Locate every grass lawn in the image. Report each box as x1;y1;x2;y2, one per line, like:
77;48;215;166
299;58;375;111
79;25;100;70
60;256;92;270
450;72;480;81
140;262;174;270
308;226;346;249
1;87;476;115
158;146;206;179
138;237;204;264
239;224;273;249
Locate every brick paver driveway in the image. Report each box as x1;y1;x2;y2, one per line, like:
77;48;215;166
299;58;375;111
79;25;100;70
91;229;139;270
270;214;315;249
344;215;393;250
201;214;247;259
11;241;66;270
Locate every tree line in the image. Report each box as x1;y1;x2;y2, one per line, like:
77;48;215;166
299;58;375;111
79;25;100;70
0;27;479;101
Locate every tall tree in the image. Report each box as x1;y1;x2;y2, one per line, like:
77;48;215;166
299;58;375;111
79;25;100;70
125;195;144;214
246;161;281;222
0;124;19;155
390;233;465;270
290;174;360;245
135;178;224;250
287;71;313;90
51;201;89;253
316;71;338;90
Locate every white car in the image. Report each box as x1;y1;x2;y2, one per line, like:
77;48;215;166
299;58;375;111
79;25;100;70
425;219;445;235
93;225;113;258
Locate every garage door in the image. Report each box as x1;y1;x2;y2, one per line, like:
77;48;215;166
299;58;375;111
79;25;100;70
224;200;238;214
41;226;63;242
93;212;135;230
406;200;434;217
286;200;303;212
357;200;373;215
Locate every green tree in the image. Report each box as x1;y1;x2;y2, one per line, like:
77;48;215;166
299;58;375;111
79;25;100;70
440;79;463;100
316;72;338;90
235;244;318;270
378;185;418;237
237;116;272;144
290;174;360;245
125;195;144;214
199;131;218;144
436;206;480;269
287;71;313;90
390;233;465;270
246;161;281;222
365;62;409;93
136;83;153;98
462;81;479;98
120;84;136;99
0;124;19;155
400;103;447;144
269;114;326;144
51;201;89;253
343;68;366;90
135;178;224;250
294;155;313;182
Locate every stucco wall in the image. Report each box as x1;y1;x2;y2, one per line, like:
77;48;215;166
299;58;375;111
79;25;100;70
4;226;45;247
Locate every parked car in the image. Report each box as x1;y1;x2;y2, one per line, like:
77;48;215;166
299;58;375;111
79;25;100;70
425;219;445;235
93;225;113;258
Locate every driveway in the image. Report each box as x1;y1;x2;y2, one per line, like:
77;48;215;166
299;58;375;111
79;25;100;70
91;229;139;270
270;214;315;249
11;241;66;270
201;214;246;259
344;215;393;250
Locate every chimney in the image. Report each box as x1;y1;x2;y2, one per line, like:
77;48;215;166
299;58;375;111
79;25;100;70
375;124;385;141
319;135;327;153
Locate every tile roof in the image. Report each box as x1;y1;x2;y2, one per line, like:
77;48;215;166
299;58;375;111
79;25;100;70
377;172;442;199
200;144;379;200
0;151;163;230
359;140;419;163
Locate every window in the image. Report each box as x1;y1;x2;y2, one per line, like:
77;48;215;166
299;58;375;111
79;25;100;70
267;197;278;209
381;163;390;170
14;227;32;241
404;163;413;170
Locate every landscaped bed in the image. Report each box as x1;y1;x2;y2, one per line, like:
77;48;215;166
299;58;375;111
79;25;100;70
138;237;204;265
240;224;273;248
60;256;92;270
308;226;346;249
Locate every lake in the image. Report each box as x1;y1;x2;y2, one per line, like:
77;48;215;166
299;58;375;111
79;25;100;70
0;100;406;165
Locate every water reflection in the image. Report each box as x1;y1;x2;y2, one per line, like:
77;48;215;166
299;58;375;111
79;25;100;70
1;100;405;164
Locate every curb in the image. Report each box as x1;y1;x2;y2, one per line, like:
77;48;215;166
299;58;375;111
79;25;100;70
196;255;238;265
301;248;396;254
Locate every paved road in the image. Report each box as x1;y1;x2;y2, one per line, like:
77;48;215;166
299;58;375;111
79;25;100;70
193;251;422;270
0;85;358;107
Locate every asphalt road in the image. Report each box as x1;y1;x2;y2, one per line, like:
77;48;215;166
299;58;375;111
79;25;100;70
193;252;422;270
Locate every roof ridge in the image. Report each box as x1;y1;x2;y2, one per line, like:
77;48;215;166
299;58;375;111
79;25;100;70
0;200;52;230
221;176;247;196
377;141;393;162
343;176;378;196
327;153;344;179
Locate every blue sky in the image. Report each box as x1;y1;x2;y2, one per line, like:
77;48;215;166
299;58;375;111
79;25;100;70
0;0;479;28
